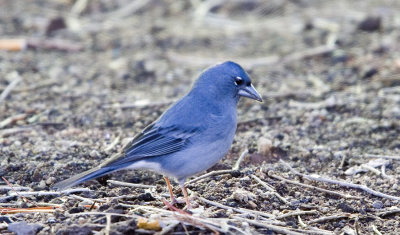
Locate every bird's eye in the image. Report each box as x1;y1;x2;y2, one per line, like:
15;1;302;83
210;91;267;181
234;76;243;86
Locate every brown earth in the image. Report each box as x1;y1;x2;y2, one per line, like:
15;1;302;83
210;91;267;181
1;0;400;234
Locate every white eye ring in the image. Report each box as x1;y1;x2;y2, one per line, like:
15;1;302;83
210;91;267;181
234;76;243;86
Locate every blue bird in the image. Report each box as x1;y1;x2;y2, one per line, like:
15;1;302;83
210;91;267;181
53;61;262;208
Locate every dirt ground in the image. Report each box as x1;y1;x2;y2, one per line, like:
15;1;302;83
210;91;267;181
1;0;400;234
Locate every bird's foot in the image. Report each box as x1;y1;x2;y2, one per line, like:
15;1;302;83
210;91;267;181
170;198;186;205
162;198;192;215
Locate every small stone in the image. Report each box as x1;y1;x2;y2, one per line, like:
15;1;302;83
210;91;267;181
372;200;384;209
89;150;100;158
290;200;300;208
248;200;257;209
56;225;92;235
45;177;55;185
37;180;46;189
77;217;87;225
0;216;13;223
69;207;84;214
138;192;155;201
32;169;42;182
8;221;43;235
258;137;272;156
230;170;241;178
47;217;57;223
137;218;161;231
358;16;381;32
46;17;66;35
233;188;256;203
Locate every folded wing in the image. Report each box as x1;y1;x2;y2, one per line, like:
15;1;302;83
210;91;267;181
101;123;198;168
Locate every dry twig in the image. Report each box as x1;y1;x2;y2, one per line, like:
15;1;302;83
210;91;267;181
187;149;249;185
268;171;361;199
1;177;37;206
250;175;289;204
0;127;33;137
280;160;400;201
276;210;318;219
107;180;156;189
363;154;400;161
377;207;400;217
231;216;306;235
232;149;249;170
105;214;111;235
0;113;29;128
0;73;21;105
15;79;59;92
186;170;233;185
307;214;351;224
345;158;390;176
3;188;91;201
70;211;142;219
372;225;383;235
104;136;121;153
197;196;275;219
0;186;31;191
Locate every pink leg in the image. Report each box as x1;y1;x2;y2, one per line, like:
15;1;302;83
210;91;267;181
180;185;192;209
164;177;178;204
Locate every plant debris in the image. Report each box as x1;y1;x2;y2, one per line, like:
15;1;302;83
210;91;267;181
1;0;400;234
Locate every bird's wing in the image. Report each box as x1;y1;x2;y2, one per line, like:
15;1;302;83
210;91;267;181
101;123;197;168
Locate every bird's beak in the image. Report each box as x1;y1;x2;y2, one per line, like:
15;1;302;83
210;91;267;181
238;84;263;102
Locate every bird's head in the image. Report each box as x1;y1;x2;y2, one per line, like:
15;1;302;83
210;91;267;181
191;61;262;103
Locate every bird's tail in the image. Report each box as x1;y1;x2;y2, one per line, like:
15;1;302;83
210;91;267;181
52;166;115;191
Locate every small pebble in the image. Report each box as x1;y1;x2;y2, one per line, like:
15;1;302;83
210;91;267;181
45;177;55;185
248;200;257;209
358;16;381;32
372;200;384;209
37;180;46;189
258;137;272;156
47;217;57;223
78;217;87;225
89;150;100;158
8;221;43;235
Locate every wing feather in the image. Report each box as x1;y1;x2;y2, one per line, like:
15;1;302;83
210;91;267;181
101;124;197;167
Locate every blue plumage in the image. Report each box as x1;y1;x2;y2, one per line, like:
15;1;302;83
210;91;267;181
53;61;262;208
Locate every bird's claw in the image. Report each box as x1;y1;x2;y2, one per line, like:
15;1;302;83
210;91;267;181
162;198;192;215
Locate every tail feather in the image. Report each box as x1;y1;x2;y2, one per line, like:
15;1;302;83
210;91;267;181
52;167;115;191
